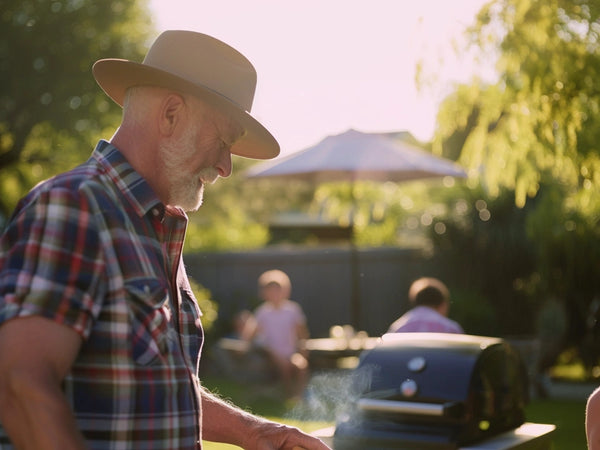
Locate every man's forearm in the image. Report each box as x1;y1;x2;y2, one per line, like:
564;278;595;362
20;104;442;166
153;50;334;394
0;369;87;450
200;387;260;447
200;387;331;450
0;317;86;449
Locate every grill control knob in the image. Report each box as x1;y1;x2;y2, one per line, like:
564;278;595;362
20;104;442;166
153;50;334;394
407;356;427;372
401;378;418;397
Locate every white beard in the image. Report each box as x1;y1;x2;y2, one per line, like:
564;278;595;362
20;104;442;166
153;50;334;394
159;124;219;212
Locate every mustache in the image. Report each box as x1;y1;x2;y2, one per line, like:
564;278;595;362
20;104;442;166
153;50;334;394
198;167;220;185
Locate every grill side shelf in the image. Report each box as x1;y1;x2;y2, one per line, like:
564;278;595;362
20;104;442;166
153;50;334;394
357;398;462;417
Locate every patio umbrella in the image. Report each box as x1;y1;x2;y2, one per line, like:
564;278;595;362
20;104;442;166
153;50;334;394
245;128;467;330
246;128;467;182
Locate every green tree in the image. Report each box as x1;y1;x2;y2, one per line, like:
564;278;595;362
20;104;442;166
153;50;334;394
435;0;600;208
431;0;600;362
0;0;154;220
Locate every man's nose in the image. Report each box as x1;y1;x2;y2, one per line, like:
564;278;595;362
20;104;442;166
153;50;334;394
216;150;232;178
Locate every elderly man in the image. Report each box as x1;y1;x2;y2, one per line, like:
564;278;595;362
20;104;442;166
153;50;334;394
0;31;329;450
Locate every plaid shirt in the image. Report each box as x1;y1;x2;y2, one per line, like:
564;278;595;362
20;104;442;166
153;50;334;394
0;141;205;449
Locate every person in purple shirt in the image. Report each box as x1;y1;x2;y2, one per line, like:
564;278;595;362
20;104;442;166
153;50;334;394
387;277;464;334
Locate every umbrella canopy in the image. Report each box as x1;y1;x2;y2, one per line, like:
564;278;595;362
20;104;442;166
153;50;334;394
246;128;467;182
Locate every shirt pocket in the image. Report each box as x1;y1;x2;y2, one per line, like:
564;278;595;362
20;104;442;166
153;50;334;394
124;278;170;365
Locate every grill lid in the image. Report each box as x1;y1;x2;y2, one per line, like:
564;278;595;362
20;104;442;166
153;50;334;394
334;333;529;449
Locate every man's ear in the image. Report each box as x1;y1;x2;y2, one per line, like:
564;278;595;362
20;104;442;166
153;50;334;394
158;93;186;137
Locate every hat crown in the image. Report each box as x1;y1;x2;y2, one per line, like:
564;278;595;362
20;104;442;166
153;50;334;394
143;30;256;112
92;30;279;159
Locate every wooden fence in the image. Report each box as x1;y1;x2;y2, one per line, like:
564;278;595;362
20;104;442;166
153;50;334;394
185;246;432;338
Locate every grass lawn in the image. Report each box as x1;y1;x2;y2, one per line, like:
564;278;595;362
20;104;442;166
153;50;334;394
200;374;589;449
525;398;587;449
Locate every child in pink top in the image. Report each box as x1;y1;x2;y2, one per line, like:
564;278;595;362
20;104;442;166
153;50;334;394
243;270;309;398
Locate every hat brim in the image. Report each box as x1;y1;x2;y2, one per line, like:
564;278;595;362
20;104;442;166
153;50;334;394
93;59;280;160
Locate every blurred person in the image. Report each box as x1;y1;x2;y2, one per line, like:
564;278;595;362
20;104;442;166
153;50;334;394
230;309;255;339
587;386;600;449
0;30;329;450
244;270;310;399
387;277;464;334
213;310;270;384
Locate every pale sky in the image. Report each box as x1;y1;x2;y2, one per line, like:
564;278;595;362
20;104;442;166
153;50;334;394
149;0;494;155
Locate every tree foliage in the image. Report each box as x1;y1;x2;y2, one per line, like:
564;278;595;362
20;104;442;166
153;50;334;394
435;0;600;208
431;0;600;365
0;0;154;219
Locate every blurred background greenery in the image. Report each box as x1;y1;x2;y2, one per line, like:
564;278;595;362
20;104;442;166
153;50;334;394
1;0;599;379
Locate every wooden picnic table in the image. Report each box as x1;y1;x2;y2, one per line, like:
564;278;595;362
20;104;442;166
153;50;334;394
304;336;381;368
304;336;381;355
215;335;382;373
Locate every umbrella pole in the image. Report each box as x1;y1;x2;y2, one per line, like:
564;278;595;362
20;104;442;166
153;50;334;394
350;239;361;331
349;181;361;331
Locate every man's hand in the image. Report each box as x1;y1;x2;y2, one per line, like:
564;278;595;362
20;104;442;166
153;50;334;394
243;419;330;450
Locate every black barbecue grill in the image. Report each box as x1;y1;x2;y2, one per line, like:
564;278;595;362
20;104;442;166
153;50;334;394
333;333;530;450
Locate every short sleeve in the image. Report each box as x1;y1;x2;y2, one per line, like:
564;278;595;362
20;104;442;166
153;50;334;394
0;186;106;338
292;301;306;325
